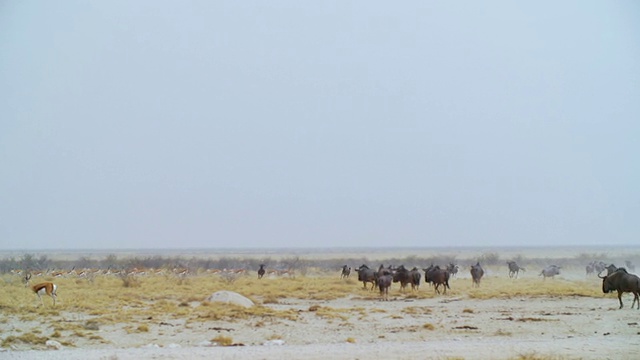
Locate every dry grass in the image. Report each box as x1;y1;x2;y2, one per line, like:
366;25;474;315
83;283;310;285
0;271;605;350
211;335;234;346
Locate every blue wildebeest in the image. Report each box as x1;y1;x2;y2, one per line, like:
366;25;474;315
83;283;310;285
539;265;561;279
393;265;412;292
409;267;422;291
377;270;394;301
257;264;266;279
446;263;459;278
423;265;450;294
340;265;351;279
470;262;484;287
354;265;377;290
507;261;525;279
599;268;640;309
605;264;618;275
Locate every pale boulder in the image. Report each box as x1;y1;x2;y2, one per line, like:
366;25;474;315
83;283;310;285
207;291;254;308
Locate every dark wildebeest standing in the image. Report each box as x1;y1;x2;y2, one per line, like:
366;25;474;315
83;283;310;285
423;265;450;294
409;267;422;291
393;265;412;292
341;265;351;279
257;264;266;279
354;265;377;290
377;269;394;301
507;261;525;279
470;262;484;287
539;265;561;279
599;268;640;309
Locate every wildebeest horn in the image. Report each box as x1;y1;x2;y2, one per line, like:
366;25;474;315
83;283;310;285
597;269;606;279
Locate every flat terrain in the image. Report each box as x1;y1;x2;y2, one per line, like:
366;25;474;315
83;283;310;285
1;247;640;359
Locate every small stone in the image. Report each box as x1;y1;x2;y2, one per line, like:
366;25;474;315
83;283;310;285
263;340;285;346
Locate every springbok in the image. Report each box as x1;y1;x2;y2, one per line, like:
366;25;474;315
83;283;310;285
24;274;57;307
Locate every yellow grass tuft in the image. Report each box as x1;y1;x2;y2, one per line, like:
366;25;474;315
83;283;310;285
211;335;234;346
422;323;435;330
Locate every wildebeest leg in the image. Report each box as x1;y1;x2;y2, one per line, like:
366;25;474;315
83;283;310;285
633;292;639;310
617;290;624;309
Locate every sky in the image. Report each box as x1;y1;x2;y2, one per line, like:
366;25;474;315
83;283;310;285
1;1;639;250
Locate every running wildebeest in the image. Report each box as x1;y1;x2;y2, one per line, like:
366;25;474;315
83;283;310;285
599;268;640;309
257;264;266;279
470;262;484;287
340;265;351;279
423;265;450;294
539;265;561;279
507;261;525;279
354;264;377;290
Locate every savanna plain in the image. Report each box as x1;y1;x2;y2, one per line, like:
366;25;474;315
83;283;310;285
1;246;639;360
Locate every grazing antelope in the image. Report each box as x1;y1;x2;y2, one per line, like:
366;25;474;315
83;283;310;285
24;274;57;307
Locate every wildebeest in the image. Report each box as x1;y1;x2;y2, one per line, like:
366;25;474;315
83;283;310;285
599;268;640;309
507;261;525;279
354;264;377;290
605;264;618;275
423;265;450;294
446;263;459;278
470;262;484;287
377;272;394;301
257;264;266;279
340;265;351;279
409;267;422;291
586;261;607;276
392;265;412;292
539;265;561;279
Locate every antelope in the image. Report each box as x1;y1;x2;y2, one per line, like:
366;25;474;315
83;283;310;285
24;274;57;307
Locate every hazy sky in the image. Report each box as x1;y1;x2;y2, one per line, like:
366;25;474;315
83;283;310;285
1;1;639;250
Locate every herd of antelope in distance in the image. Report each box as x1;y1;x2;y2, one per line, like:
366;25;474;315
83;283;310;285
12;258;639;307
13;264;297;307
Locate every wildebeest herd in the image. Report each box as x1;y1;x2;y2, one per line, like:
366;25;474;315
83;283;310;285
348;262;482;300
317;260;640;309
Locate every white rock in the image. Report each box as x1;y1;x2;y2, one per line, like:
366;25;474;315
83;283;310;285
46;340;63;350
142;343;161;348
197;340;213;347
207;291;254;308
167;343;181;348
263;340;285;346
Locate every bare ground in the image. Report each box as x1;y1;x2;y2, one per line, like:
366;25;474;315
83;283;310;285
2;282;640;359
